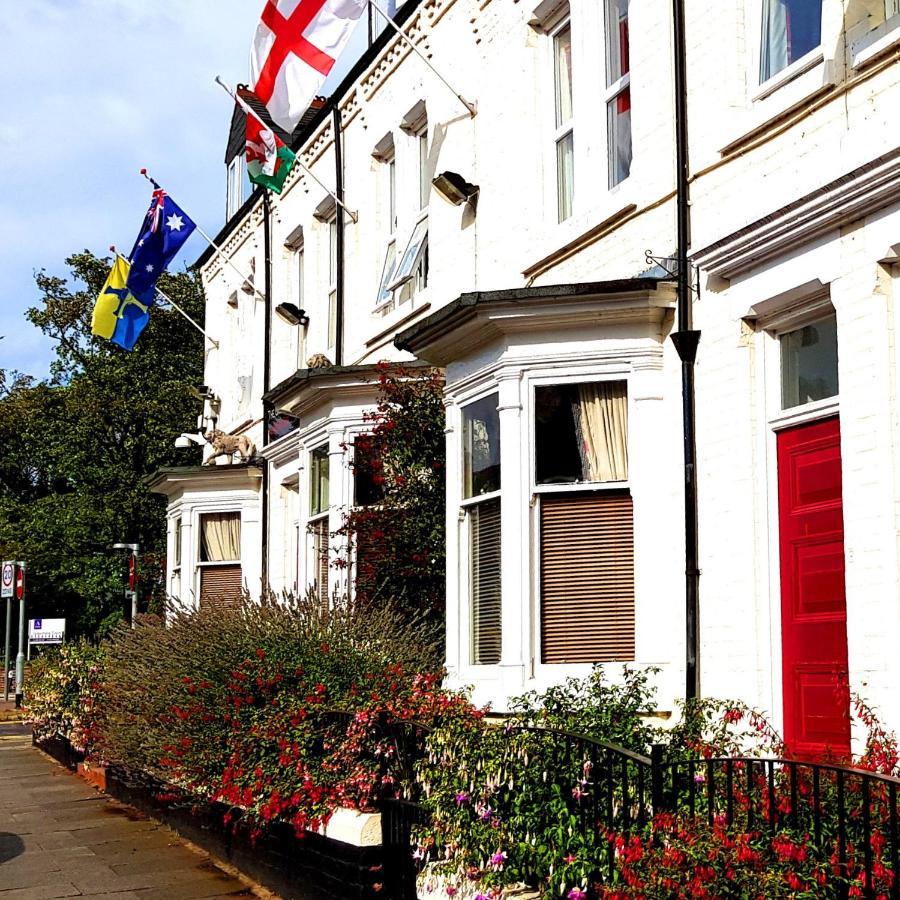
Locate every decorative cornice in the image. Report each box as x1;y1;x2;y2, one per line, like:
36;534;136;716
693;147;900;279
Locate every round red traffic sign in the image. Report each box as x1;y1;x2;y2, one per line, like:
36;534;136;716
1;563;12;591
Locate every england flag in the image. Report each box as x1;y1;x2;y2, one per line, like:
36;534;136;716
250;0;368;132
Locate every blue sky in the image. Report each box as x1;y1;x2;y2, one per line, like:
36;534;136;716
0;1;366;380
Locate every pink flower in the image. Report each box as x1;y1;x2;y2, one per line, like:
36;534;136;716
567;889;587;900
455;791;470;806
489;850;507;869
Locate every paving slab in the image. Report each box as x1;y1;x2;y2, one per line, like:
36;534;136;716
0;725;262;899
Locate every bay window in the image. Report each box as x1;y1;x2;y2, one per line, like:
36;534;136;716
534;381;634;664
760;0;823;82
462;394;501;665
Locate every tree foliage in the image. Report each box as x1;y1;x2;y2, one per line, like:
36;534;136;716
0;250;205;634
336;362;446;625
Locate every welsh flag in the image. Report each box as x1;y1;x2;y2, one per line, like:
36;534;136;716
250;0;367;132
243;105;296;194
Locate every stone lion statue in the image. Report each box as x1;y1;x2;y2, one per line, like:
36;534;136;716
307;353;333;369
204;429;256;465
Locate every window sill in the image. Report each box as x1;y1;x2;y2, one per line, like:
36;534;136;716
533;480;628;495
768;396;839;431
851;16;900;69
522;200;637;282
720;55;835;158
752;48;825;102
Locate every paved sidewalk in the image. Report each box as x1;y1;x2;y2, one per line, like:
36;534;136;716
0;724;259;899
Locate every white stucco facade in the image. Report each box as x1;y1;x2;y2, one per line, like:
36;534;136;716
150;0;900;744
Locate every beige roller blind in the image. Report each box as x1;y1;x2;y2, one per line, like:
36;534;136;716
540;492;634;664
200;564;243;608
311;517;330;607
470;498;501;665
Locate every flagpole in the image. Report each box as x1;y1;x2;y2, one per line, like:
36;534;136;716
154;286;219;349
139;168;269;304
111;248;219;349
367;0;476;117
215;77;359;223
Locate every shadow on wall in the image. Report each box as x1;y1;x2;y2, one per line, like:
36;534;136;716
0;832;25;865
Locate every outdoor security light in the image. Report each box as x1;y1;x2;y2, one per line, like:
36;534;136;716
275;303;309;327
432;171;479;206
175;432;206;448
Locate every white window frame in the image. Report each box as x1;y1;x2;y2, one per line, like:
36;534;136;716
753;0;825;97
327;215;338;351
226;156;247;220
307;444;331;603
530;375;631;497
375;149;398;311
459;390;503;667
603;0;631;188
550;17;575;223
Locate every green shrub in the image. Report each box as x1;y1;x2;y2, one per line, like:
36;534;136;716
25;639;105;753
92;591;457;832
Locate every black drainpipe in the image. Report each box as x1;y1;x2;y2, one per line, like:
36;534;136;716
261;190;273;594
333;104;345;366
670;0;702;703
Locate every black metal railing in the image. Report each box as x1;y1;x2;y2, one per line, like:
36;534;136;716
378;722;900;900
659;755;900;899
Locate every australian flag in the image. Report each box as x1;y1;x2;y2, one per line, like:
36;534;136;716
126;184;196;298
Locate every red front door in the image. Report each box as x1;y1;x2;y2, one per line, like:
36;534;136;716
777;416;850;760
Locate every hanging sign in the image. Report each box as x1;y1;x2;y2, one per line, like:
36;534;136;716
0;562;13;599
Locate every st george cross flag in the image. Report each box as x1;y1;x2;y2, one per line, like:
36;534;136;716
127;185;196;298
91;256;154;352
250;0;367;132
239;95;297;193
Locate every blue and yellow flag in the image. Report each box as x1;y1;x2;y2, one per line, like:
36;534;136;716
91;257;153;351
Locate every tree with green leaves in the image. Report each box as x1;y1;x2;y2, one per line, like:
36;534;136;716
0;251;205;635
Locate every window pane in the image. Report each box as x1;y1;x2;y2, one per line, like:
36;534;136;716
780;315;839;409
310;446;330;515
760;0;822;81
608;88;632;186
536;382;628;485
388;158;397;233
174;518;182;567
297;248;304;306
376;241;397;306
200;512;241;562
328;289;337;347
606;0;630;84
554;25;573;127
328;218;337;284
353;436;384;506
463;394;501;498
419;131;430;210
470;497;501;665
557;131;574;222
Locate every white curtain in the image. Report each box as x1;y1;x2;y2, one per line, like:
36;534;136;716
760;0;789;81
201;513;241;562
573;382;628;482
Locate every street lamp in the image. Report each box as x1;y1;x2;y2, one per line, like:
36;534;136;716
112;543;139;627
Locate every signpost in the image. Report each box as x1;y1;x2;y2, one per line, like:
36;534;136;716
14;562;25;708
1;561;13;702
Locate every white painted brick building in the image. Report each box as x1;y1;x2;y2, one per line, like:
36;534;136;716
150;0;900;756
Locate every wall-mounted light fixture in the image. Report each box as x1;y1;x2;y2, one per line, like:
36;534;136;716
432;171;479;206
275;302;310;327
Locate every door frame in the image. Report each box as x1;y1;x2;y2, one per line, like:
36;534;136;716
760;307;841;743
